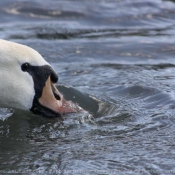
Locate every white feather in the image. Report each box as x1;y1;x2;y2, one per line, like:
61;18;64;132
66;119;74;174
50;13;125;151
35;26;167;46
0;39;50;110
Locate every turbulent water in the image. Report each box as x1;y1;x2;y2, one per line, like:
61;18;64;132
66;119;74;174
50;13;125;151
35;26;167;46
1;0;175;174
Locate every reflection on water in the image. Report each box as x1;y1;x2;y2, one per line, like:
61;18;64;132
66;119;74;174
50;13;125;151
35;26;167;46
1;0;175;174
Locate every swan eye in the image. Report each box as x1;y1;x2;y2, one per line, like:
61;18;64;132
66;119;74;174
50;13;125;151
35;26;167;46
21;63;30;72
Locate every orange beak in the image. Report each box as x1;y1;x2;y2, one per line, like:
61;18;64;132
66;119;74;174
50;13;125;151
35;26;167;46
39;76;82;115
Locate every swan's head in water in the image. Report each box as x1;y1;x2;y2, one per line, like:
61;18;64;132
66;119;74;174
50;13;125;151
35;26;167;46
0;39;78;117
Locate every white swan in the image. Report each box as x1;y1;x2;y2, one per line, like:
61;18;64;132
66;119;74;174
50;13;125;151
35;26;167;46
0;39;78;117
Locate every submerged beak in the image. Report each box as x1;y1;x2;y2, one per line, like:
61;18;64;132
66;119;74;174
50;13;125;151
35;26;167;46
40;76;78;114
31;76;82;117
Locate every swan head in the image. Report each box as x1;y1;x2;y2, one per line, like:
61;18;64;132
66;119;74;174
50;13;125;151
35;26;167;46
0;39;77;117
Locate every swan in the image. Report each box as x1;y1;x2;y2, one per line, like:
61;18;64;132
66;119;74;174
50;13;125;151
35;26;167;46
0;39;80;117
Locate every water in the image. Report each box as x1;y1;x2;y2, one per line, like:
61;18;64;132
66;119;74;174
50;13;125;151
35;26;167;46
1;0;175;174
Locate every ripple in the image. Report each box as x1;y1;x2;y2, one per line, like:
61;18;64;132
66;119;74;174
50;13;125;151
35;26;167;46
1;0;175;174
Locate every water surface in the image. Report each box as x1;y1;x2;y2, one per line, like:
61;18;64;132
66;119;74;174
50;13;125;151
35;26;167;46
1;0;175;174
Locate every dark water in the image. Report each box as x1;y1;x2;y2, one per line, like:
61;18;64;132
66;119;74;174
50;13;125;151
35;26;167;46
1;0;175;174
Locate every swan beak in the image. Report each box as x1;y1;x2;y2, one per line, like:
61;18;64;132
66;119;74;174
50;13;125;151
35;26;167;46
38;76;80;117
